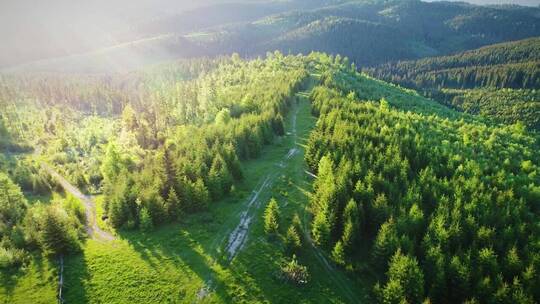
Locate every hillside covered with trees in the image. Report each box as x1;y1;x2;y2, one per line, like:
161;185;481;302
365;37;540;130
1;51;539;303
306;53;540;303
8;0;540;73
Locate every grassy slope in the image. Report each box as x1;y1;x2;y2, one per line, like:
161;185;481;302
0;257;57;303
57;76;364;303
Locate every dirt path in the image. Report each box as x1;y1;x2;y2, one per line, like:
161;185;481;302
224;106;302;261
204;76;361;302
41;163;115;241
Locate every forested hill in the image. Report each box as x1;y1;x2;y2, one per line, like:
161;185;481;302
1;52;540;303
364;38;540;130
8;0;540;73
304;53;540;303
365;37;540;90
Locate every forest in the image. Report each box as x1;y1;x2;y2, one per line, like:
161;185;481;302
1;50;539;303
0;52;308;257
7;0;540;73
365;38;540;130
306;54;540;303
1;1;540;302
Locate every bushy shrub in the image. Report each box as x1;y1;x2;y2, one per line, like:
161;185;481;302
279;255;309;285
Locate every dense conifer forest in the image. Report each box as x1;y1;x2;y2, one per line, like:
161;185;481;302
1;50;539;303
365;38;540;130
306;55;540;302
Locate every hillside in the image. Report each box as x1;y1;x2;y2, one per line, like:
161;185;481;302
306;56;540;302
1;52;539;303
7;0;540;73
365;37;540;130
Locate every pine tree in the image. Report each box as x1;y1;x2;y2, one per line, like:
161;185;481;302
165;187;182;221
372;218;399;269
192;179;210;211
264;198;280;235
139;207;153;232
332;240;346;266
311;211;331;246
341;199;360;250
39;206;79;255
285;225;302;253
385;249;425;304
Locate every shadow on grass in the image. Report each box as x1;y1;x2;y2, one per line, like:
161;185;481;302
117;217;230;302
63;247;91;304
216;165;364;304
0;263;25;301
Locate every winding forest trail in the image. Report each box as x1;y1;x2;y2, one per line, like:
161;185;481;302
41;162;115;241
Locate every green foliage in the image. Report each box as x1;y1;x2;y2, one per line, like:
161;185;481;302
311;211;331;247
367;38;540;90
383;250;424;304
0;173;28;240
440;88;540;130
215;108;231;125
264;198;280;235
365;38;540;130
164;187;182;221
305;53;540;302
139;207;153;232
36;205;81;256
284;225;302;253
332;240;346;266
0;54;307;230
279;254;309;285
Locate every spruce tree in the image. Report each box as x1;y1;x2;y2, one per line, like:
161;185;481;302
264;198;280;235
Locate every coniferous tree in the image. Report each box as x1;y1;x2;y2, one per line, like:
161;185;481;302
285;224;302;253
264;198;280;235
38;206;80;255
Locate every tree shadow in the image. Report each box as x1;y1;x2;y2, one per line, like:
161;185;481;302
117;219;230;302
0;265;23;302
0;254;56;303
63;247;91;304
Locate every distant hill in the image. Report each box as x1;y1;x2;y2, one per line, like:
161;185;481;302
426;0;540;6
6;0;540;73
365;37;540;130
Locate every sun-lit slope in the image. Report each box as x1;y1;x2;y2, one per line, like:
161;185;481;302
365;37;540;129
304;53;540;303
2;51;539;303
7;35;202;74
54;57;363;303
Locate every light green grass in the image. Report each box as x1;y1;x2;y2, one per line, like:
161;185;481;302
0;257;57;304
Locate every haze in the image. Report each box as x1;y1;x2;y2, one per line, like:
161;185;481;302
1;0;538;69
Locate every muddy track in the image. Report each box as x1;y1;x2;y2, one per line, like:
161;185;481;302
42;163;115;241
224;106;301;261
208;76;360;302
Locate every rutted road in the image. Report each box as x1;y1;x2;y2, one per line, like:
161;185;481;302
224;104;301;261
202;76;361;303
41;163;115;241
